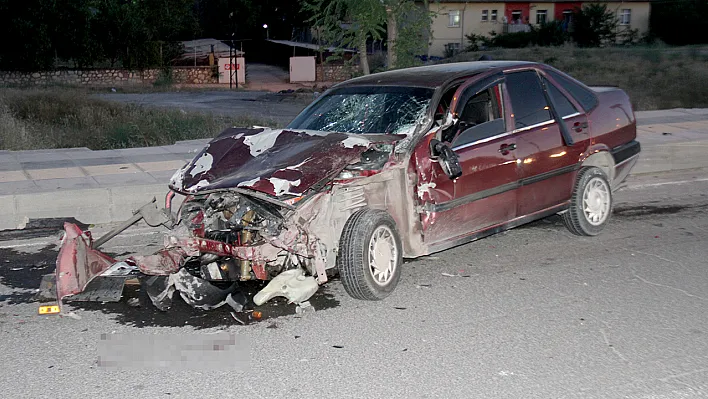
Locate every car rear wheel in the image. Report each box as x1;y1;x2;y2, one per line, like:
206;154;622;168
337;209;402;300
563;167;612;236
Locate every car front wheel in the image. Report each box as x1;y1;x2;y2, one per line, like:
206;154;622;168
563;167;613;236
337;208;402;300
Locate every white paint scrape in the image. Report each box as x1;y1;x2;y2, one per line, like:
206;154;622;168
417;182;437;199
270;178;302;196
188;179;211;192
342;136;370;148
243;129;283;157
189;153;214;177
237;177;261;188
170;168;185;187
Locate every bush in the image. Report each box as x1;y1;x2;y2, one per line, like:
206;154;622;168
491;31;535;48
0;88;279;150
531;21;568;46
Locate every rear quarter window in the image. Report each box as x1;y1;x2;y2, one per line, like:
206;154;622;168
546;69;598;112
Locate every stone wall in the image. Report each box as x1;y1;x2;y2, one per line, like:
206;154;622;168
316;64;358;82
0;66;217;86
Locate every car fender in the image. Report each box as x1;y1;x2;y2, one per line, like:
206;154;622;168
579;149;615;185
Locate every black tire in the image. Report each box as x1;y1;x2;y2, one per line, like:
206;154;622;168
563;167;613;236
337;208;403;300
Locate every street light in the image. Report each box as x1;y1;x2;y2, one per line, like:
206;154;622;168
262;24;269;40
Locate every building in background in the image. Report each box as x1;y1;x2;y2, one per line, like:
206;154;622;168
426;0;652;57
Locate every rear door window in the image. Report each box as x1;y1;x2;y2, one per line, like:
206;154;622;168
505;71;552;129
546;69;598;112
544;77;578;117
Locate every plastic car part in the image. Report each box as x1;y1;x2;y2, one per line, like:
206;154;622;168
253;268;319;306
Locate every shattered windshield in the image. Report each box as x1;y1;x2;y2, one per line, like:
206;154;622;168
287;86;433;135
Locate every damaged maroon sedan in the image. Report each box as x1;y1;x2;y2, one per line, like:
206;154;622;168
56;61;640;311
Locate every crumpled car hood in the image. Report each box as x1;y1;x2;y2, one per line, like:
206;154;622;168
170;127;404;197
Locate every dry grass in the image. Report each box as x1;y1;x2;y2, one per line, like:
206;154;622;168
448;45;708;111
0;88;278;151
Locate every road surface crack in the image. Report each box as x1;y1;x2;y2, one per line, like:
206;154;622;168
633;274;708;302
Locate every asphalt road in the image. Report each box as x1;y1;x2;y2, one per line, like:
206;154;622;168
95;90;313;126
1;168;707;398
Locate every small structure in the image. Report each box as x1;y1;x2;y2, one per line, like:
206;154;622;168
266;39;357;83
178;39;245;66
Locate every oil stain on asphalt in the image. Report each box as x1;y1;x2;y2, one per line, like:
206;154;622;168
1;218;340;329
72;284;339;330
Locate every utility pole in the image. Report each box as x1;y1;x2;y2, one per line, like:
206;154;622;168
385;4;397;69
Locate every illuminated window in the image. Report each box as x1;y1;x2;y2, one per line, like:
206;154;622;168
449;10;461;27
619;9;631;25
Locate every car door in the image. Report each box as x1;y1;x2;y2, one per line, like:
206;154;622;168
415;75;518;246
504;69;588;217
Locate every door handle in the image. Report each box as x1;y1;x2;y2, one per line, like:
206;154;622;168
498;143;516;154
573;121;588;133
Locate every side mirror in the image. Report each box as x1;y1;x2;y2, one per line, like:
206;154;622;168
430;139;462;180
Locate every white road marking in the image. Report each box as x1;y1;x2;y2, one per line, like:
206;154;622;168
626;177;708;190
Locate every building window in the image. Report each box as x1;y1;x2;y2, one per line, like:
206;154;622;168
619;9;631;25
536;10;547;25
511;10;522;24
491;10;498;21
446;42;461;52
481;10;489;21
449;10;461;27
562;10;573;22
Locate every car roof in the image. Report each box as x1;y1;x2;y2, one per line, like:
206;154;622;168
336;61;536;89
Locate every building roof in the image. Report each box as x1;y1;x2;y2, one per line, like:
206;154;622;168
337;61;534;89
180;39;244;61
267;39;357;53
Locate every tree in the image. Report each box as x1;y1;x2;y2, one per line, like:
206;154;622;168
0;0;57;70
571;4;618;47
304;0;430;73
650;0;708;45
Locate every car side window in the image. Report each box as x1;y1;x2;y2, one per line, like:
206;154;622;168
545;77;577;117
451;83;506;148
505;71;552;129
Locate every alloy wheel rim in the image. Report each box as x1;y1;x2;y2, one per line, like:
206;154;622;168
368;225;398;286
582;177;610;226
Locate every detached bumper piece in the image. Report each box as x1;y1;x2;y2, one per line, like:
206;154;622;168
139;270;246;312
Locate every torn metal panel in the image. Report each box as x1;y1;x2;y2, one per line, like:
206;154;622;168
131;248;186;276
64;276;127;303
56;223;118;305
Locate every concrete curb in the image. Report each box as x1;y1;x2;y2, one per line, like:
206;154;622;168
1;184;169;230
1;109;708;231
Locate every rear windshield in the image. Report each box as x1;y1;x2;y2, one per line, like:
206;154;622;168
287;86;434;135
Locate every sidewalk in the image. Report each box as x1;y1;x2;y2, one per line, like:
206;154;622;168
1;109;708;230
